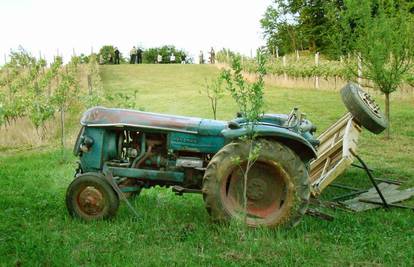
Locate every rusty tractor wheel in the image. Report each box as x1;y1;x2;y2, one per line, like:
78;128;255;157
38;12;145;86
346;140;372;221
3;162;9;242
341;83;388;134
66;173;119;221
202;139;310;228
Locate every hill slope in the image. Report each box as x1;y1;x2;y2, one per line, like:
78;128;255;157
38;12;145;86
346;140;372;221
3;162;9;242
0;64;413;266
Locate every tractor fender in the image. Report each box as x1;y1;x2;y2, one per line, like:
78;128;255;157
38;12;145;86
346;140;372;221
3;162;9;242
221;125;317;163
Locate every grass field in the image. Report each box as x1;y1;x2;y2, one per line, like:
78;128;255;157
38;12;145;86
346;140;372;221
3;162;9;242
1;64;413;266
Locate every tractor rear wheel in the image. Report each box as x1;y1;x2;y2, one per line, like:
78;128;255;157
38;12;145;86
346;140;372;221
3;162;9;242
66;173;119;221
202;139;310;228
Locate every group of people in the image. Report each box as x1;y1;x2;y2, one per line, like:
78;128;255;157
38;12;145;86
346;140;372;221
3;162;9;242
155;53;187;64
199;47;215;64
104;46;216;65
129;46;143;64
100;47;121;64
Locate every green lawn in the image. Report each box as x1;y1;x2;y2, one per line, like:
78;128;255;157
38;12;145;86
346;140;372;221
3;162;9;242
1;64;413;266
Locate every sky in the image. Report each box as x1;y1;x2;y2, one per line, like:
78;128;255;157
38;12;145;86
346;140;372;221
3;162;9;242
0;0;270;64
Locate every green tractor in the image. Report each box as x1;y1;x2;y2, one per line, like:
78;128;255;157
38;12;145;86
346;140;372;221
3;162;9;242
66;83;387;227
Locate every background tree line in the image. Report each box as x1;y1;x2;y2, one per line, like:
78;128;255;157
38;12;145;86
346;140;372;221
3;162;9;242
261;0;414;59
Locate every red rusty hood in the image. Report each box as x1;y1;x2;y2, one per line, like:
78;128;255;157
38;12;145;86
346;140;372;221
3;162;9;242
80;107;204;133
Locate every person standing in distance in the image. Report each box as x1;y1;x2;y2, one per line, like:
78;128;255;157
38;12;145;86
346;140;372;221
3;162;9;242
137;47;143;64
114;47;120;64
199;51;204;64
130;46;137;64
210;47;215;64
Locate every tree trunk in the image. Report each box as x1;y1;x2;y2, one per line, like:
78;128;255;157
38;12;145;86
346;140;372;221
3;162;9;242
385;93;390;139
60;107;65;149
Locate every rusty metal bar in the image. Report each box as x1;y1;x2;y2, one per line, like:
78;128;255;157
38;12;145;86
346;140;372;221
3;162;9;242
351;151;389;209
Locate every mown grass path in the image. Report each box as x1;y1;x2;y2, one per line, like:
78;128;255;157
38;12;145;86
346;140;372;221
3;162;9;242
1;64;413;266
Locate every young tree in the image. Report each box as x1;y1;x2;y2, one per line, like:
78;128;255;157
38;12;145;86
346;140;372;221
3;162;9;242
343;0;414;138
200;77;224;120
53;57;80;151
220;50;266;221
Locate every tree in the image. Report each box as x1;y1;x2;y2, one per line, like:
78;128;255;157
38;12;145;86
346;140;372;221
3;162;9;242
53;57;80;150
200;77;224;120
221;50;266;221
342;0;414;138
142;45;186;64
261;0;346;57
99;45;115;64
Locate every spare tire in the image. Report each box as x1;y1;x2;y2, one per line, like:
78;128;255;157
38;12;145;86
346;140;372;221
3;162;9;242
341;83;388;134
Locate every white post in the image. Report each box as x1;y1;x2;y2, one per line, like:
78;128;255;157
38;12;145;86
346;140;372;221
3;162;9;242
276;47;279;58
315;52;320;89
282;55;287;81
296;50;300;61
226;50;229;63
357;53;362;87
250;48;253;58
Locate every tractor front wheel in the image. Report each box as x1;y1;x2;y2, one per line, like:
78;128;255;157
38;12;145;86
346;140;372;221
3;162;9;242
66;173;119;221
202;139;310;228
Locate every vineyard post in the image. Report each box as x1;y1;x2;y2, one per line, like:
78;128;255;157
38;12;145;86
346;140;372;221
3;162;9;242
296;50;300;61
357;53;362;87
282;56;287;81
87;75;92;95
315;52;320;89
276;46;279;58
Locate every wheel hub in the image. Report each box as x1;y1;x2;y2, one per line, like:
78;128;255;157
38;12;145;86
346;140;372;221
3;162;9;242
247;178;267;200
358;89;382;118
78;186;105;215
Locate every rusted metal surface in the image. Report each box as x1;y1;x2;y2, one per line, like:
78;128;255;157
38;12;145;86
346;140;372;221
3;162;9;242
220;161;288;223
81;107;203;133
77;185;106;216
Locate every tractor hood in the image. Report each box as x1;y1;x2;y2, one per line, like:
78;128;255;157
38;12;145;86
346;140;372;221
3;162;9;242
80;107;227;135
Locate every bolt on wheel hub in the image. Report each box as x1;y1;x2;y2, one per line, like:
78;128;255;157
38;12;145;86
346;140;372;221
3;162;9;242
358;89;382;118
247;178;267;200
78;186;105;215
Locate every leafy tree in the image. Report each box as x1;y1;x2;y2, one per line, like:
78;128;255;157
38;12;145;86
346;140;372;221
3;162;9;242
53;58;80;149
342;0;414;138
221;50;266;221
99;45;115;64
142;45;186;64
200;77;224;120
221;51;266;123
261;0;345;57
84;54;104;107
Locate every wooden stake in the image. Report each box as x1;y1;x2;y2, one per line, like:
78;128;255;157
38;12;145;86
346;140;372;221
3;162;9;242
315;52;320;89
357;53;362;87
